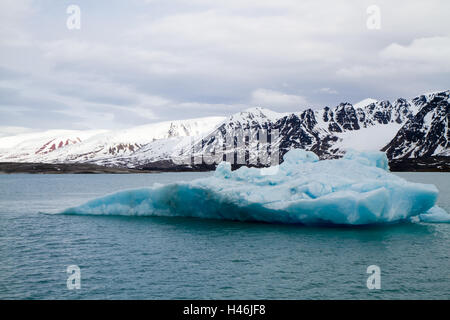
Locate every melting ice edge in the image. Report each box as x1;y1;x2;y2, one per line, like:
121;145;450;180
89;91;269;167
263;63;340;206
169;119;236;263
61;149;450;225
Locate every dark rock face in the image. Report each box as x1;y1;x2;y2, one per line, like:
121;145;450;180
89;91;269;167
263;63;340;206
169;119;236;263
370;101;392;125
274;115;314;149
108;143;141;155
334;103;360;130
273;113;338;160
382;91;449;159
325;111;342;132
393;98;414;124
299;109;317;131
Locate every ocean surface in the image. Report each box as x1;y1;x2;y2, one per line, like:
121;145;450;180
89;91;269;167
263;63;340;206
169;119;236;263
0;172;449;299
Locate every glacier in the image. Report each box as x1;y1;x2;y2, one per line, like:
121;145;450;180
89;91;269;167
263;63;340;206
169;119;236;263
60;149;450;225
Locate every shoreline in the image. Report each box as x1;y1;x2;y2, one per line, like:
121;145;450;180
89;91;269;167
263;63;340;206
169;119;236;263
0;162;157;174
1;157;449;174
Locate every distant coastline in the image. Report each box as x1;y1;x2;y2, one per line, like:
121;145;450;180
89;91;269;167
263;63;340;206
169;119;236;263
0;162;155;174
1;156;448;174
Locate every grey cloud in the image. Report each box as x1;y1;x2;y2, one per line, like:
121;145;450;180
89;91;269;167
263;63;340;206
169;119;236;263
0;0;448;132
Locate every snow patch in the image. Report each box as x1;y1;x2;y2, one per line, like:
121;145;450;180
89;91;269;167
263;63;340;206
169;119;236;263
334;123;404;152
353;98;378;109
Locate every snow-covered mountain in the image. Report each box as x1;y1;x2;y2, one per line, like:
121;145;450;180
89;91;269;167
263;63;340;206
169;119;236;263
0;117;225;164
353;98;378;109
0;90;448;169
163;90;447;167
180;95;422;166
382;91;449;158
0;129;107;162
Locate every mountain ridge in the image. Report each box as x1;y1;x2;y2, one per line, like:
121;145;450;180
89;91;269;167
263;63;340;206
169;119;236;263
0;90;448;171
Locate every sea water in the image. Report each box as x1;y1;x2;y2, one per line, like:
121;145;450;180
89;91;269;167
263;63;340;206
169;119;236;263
0;172;449;299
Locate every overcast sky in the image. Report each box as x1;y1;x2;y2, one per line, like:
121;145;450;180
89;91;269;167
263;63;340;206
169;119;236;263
0;0;449;135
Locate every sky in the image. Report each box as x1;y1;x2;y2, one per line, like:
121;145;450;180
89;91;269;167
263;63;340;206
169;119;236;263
0;0;449;136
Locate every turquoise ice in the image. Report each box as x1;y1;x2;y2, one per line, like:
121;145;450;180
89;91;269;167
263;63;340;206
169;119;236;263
61;149;449;225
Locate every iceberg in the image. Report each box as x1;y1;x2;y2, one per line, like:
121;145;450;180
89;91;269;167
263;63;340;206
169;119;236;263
419;206;450;223
61;149;448;225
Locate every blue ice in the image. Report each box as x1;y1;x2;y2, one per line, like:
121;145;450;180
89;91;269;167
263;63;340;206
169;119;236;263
419;206;450;223
61;149;449;225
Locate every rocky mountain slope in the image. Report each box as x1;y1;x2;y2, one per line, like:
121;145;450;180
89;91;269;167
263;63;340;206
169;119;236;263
382;91;449;159
0;117;225;164
177;93;426;166
0;90;448;171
